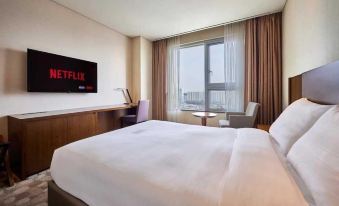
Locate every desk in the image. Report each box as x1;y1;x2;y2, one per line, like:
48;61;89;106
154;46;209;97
8;104;137;178
192;112;217;126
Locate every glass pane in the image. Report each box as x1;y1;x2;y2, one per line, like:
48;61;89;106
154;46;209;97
179;45;205;111
208;90;226;111
208;43;225;83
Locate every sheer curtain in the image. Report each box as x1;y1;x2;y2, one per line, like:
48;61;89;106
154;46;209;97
166;37;181;122
224;22;245;112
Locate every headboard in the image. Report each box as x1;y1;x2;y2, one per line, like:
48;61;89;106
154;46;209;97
289;60;339;105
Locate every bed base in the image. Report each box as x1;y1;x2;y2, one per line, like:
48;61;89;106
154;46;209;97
48;181;88;206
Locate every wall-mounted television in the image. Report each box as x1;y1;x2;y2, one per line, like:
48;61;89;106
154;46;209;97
27;49;97;93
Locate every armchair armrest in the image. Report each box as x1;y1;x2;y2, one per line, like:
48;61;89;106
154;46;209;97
229;115;255;128
225;112;245;120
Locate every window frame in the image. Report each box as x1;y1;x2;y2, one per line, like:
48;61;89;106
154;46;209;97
205;38;226;112
179;38;226;113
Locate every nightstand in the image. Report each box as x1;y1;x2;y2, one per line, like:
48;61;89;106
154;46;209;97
257;124;270;132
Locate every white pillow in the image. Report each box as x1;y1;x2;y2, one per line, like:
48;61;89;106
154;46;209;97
287;106;339;206
269;98;330;155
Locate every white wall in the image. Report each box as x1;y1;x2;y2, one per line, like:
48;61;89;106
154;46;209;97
0;0;132;137
180;26;224;45
131;36;152;117
131;37;141;102
139;37;152;102
282;0;339;107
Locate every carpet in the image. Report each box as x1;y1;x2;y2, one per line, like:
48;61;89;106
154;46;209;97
0;170;51;206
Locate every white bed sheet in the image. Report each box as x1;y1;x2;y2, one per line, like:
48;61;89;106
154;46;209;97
51;120;308;206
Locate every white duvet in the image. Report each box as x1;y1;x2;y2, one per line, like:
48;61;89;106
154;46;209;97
51;120;308;206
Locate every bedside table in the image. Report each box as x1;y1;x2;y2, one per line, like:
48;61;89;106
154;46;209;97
257;124;270;132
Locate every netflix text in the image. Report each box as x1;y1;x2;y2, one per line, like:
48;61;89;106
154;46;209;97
49;68;85;81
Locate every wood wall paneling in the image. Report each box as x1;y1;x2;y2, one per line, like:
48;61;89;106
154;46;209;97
288;60;339;105
288;75;302;104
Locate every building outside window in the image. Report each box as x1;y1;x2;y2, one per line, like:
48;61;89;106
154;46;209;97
179;38;237;112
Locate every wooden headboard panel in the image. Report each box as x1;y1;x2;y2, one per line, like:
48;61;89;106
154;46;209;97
289;60;339;105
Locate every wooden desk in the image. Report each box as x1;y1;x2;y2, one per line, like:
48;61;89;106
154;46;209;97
8;104;136;179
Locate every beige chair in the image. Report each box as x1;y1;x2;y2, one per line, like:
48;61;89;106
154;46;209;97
219;102;260;128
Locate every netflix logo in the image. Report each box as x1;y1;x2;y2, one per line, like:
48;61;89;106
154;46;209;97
49;68;85;81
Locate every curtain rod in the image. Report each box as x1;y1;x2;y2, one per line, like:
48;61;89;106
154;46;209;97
155;9;283;41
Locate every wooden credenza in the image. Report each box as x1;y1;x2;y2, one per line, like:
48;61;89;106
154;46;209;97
8;104;136;179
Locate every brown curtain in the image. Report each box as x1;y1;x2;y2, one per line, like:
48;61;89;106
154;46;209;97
245;13;282;124
152;40;168;120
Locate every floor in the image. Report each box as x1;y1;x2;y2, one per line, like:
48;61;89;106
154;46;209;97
0;170;50;206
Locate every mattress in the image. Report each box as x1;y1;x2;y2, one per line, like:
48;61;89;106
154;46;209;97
50;120;308;206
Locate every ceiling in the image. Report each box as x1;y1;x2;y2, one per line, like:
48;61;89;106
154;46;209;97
53;0;286;40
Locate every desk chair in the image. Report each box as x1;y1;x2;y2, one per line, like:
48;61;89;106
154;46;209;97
121;100;150;127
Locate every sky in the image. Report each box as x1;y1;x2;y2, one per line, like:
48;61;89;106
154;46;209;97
179;43;224;93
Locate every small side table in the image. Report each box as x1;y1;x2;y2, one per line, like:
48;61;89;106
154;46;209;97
192;112;217;126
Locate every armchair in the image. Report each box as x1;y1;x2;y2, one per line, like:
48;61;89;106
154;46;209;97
219;102;260;128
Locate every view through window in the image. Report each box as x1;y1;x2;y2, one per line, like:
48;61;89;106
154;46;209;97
179;39;227;112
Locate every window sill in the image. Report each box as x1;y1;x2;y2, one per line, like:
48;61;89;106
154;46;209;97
179;109;225;114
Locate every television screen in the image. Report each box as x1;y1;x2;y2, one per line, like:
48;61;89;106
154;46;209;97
27;49;97;93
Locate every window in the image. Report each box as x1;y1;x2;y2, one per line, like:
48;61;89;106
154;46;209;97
179;38;228;112
179;44;205;111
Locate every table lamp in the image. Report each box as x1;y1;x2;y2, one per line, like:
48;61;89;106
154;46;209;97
115;88;133;104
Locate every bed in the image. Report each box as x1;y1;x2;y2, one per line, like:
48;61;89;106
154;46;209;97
49;60;339;206
50;121;308;206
